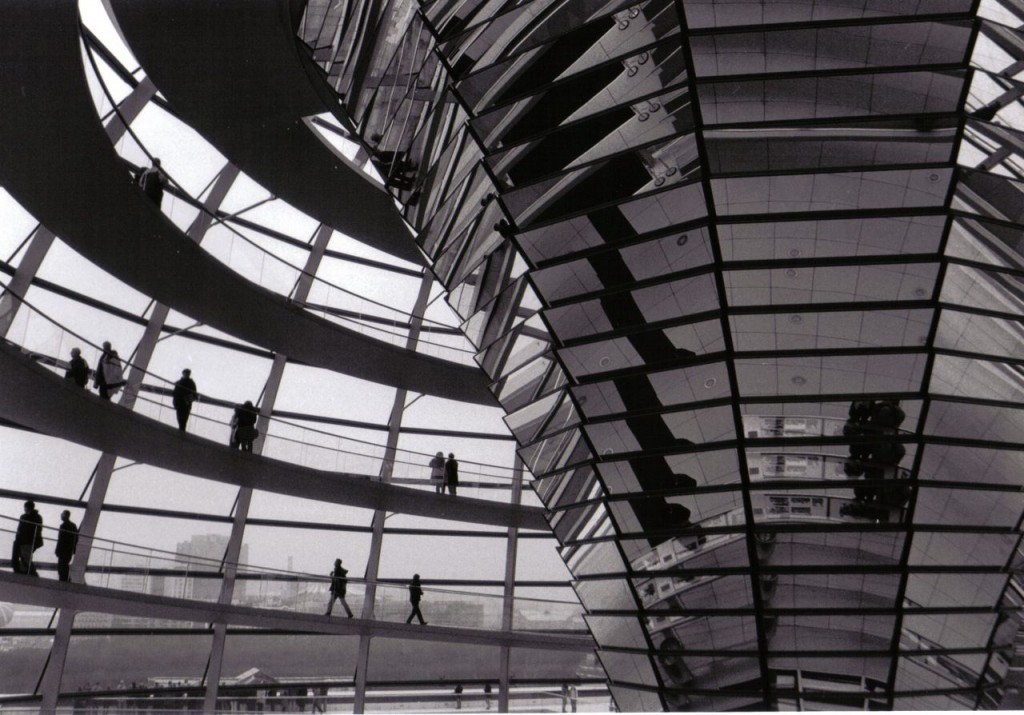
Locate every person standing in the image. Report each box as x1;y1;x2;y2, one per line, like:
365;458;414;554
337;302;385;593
135;158;167;208
429;451;446;494
12;500;43;576
231;400;259;451
405;573;426;625
55;510;79;582
444;453;459;497
93;341;113;399
172;369;198;432
64;348;89;387
325;558;354;618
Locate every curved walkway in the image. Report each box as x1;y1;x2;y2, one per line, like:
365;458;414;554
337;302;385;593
0;340;546;531
0;1;493;405
0;573;594;652
108;0;422;264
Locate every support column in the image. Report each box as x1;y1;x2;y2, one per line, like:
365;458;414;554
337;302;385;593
37;159;237;713
0;78;156;338
201;357;283;713
498;456;525;713
204;225;333;712
353;271;433;714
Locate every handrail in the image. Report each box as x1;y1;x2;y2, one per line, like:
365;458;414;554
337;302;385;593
0;281;518;481
0;519;580;608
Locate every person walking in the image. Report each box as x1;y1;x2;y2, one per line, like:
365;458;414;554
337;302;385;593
12;500;43;576
172;369;198;432
55;510;79;582
429;451;446;494
64;348;89;387
325;558;354;618
231;401;259;451
135;157;167;208
444;452;459;496
405;573;426;625
93;342;113;399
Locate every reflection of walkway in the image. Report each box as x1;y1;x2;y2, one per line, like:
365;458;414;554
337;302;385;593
0;340;546;530
0;1;493;405
108;0;422;264
0;573;594;653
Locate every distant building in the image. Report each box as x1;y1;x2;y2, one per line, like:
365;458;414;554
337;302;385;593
171;534;248;602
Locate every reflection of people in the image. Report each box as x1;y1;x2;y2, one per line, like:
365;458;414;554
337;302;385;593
429;451;445;494
405;573;426;625
12;500;43;576
134;158;166;208
483;683;492;710
172;369;198;432
561;684;569;712
444;453;459;497
325;558;354;618
569;684;577;712
454;684;463;710
55;510;79;582
64;348;89;387
231;401;259;451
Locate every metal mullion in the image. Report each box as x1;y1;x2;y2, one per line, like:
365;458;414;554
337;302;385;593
586;604;1015;618
680;12;976;38
707;159;956;182
566;521;1014;548
970;508;1024;707
692;61;969;87
665;1;775;706
882;54;981;706
705;110;964;133
539;431;1024;467
944;250;1024;281
543;252;945;310
601;564;1006;580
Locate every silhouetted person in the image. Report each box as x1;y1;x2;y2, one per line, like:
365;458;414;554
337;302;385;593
406;573;426;624
429;451;445;494
93;341;113;399
231;400;259;451
64;348;89;387
12;500;43;575
135;157;166;208
325;558;354;618
454;684;463;710
444;453;459;497
484;683;492;710
55;510;79;582
172;369;198;432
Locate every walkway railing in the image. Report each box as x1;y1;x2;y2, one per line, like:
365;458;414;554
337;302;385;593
0;519;585;633
0;286;522;491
